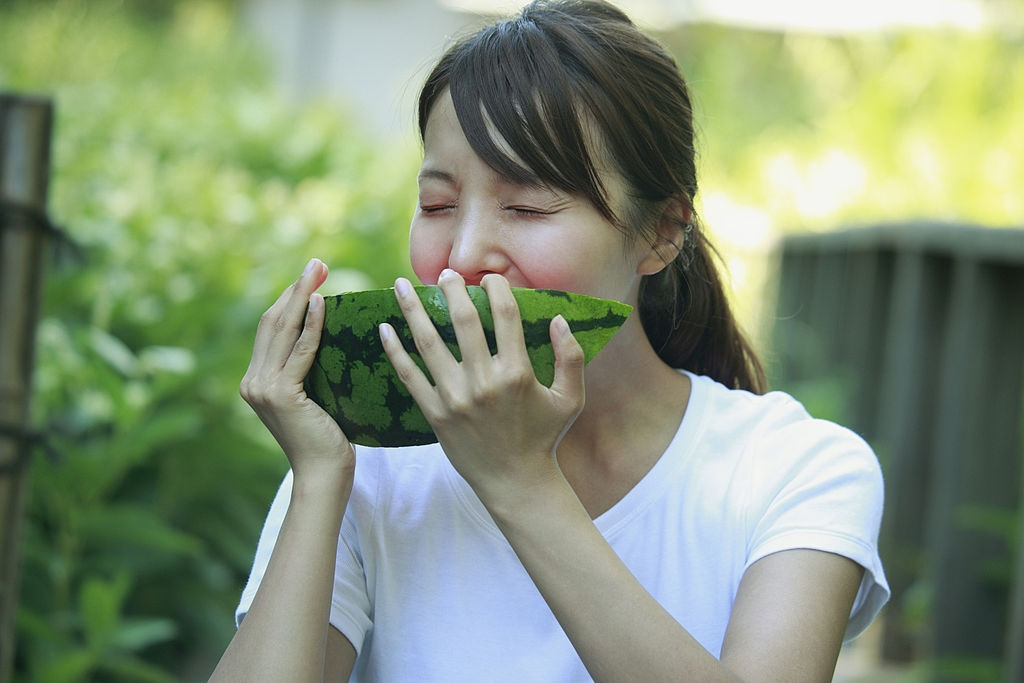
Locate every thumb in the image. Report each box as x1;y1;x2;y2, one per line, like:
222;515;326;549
548;314;586;412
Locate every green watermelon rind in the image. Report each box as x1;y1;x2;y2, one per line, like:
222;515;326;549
304;285;632;448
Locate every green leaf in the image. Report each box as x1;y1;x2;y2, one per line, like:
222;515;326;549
88;327;139;378
110;618;178;652
74;503;203;559
97;655;177;683
79;573;132;650
137;345;196;375
34;649;97;683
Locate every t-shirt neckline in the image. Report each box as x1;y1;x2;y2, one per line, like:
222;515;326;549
443;370;707;541
592;370;704;536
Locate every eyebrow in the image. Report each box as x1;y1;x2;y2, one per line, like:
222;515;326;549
417;168;457;185
418;164;549;191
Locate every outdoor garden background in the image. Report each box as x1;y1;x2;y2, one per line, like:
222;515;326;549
0;0;1022;680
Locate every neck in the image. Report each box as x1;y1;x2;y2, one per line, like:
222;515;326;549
554;318;691;517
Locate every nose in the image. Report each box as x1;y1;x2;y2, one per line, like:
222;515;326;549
446;211;509;285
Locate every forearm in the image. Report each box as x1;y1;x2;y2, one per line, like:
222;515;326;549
211;465;352;683
488;478;741;683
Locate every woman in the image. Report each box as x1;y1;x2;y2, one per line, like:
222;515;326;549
212;1;888;680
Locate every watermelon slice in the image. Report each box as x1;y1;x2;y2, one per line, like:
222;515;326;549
304;285;632;447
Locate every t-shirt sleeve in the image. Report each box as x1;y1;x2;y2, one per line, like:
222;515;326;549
744;402;890;641
234;455;377;654
329;456;377;653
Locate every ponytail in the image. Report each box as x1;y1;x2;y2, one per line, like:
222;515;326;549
639;222;767;394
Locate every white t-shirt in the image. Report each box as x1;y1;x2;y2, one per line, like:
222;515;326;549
236;372;889;682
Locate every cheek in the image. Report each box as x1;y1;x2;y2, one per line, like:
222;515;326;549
520;262;581;292
526;235;608;285
520;239;637;299
513;251;603;294
408;221;449;285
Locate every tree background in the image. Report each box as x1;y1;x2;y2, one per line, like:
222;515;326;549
0;0;1021;680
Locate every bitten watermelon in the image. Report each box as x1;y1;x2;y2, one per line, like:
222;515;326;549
304;285;632;447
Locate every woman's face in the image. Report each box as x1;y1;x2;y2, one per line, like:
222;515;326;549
409;90;657;306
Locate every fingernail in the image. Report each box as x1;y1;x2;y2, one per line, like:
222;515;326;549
439;268;456;281
303;258;317;276
554;314;571;337
395;278;412;297
379;323;392;342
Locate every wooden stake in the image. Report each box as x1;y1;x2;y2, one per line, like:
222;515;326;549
0;92;54;681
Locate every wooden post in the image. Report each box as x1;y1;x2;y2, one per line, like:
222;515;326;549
0;93;54;681
924;257;1024;678
874;249;951;662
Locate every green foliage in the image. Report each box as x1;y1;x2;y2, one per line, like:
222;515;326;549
1;0;416;680
953;504;1020;586
662;24;1024;231
926;657;1004;683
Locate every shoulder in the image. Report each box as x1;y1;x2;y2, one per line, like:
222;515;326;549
687;372;878;473
684;371;885;544
688;371;822;427
686;373;889;637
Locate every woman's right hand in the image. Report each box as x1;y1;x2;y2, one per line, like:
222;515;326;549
213;258;357;683
240;258;354;479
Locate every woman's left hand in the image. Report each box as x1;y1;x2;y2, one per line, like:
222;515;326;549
379;269;586;504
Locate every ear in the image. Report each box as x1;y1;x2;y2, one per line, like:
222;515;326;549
636;195;690;276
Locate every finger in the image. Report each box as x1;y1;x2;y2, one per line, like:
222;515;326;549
281;292;326;382
438;269;491;366
262;259;328;371
393;277;456;371
250;281;299;368
481;273;527;363
548;314;586;410
379;322;437;402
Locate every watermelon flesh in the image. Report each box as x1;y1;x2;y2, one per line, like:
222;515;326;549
304;285;632;447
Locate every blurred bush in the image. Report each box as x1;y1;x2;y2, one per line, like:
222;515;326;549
0;1;416;680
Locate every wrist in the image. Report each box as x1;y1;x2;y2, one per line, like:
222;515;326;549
478;464;577;529
291;456;355;502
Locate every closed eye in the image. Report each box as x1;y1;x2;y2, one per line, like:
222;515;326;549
506;206;552;217
419;204;455;215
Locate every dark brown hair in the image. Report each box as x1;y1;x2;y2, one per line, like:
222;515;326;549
417;0;766;393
